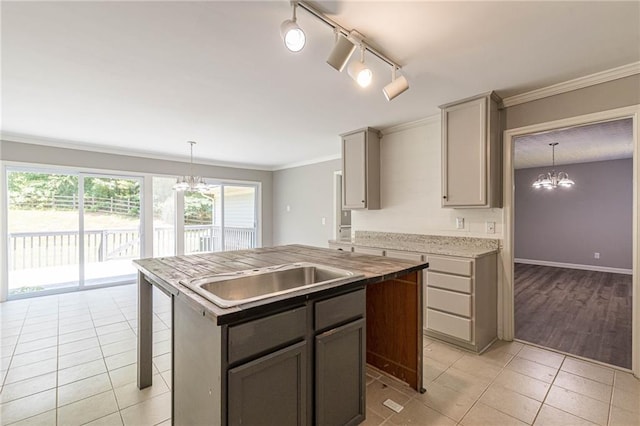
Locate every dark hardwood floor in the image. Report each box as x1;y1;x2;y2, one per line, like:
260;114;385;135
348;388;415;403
514;263;632;369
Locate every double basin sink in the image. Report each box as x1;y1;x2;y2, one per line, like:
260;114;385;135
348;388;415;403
180;262;363;308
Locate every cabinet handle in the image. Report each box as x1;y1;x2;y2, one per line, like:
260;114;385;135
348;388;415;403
443;195;447;199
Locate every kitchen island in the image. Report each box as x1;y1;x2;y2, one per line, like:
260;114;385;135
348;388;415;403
133;245;428;425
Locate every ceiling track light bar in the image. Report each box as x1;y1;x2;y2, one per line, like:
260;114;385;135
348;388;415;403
295;1;401;70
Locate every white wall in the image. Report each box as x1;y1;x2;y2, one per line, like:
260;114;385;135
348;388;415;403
273;159;341;247
352;117;503;238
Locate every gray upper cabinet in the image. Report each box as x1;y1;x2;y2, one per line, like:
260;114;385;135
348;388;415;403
342;128;380;210
440;92;502;208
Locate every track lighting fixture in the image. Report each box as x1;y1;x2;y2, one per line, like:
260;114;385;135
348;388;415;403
326;31;356;72
280;1;409;100
280;1;305;52
383;66;410;101
347;46;372;88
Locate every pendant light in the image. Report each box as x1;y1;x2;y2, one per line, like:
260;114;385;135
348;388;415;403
532;143;575;189
173;141;214;193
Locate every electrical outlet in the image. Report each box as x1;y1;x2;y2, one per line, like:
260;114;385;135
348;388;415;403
286;205;291;212
456;217;464;229
594;252;600;259
321;217;326;225
486;221;495;234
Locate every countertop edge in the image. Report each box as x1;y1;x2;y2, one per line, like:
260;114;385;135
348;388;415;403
328;239;499;258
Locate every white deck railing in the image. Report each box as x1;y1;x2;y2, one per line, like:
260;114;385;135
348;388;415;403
8;225;257;270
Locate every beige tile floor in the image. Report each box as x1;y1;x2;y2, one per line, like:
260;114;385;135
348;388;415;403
1;284;639;426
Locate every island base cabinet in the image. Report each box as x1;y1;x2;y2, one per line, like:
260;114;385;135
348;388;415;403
228;341;308;426
174;298;223;426
315;319;366;426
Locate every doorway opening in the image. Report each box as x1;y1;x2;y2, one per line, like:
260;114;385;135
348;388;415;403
333;171;351;240
505;111;638;372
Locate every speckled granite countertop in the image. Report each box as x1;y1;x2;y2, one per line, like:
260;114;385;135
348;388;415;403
330;231;500;258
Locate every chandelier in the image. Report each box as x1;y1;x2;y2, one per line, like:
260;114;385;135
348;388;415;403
532;142;575;189
173;141;215;193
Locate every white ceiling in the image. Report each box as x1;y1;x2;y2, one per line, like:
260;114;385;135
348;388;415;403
514;118;634;169
1;1;639;170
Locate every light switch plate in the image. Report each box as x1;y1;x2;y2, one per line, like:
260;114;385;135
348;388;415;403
456;217;464;229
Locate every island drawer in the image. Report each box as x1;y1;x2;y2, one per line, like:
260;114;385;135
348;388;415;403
427;287;472;317
428;256;472;276
427;271;472;293
427;309;472;342
228;306;307;364
315;289;365;331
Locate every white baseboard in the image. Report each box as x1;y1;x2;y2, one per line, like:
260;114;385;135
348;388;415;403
515;258;632;275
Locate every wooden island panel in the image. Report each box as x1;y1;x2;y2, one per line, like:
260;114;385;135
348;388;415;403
366;271;422;390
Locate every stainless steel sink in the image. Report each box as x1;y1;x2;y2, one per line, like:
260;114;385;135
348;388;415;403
180;262;363;308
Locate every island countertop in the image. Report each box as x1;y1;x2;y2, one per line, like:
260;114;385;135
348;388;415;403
133;244;428;325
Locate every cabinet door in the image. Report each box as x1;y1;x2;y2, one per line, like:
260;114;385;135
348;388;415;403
342;131;367;209
442;96;487;207
315;319;365;426
228;341;307;426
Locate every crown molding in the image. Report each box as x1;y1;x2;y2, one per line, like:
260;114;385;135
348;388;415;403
381;114;440;135
272;154;341;171
0;132;274;171
502;62;640;108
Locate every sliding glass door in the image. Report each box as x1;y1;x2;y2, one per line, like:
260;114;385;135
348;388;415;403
223;185;257;251
7;171;81;296
6;168;142;298
82;175;141;286
184;183;257;254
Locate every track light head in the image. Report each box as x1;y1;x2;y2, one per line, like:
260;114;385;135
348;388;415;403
326;32;356;72
383;67;409;101
281;2;305;52
348;61;372;87
347;46;372;88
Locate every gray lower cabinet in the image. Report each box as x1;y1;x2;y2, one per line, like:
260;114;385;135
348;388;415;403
425;253;497;352
228;340;307;426
315;319;366;426
174;289;365;425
